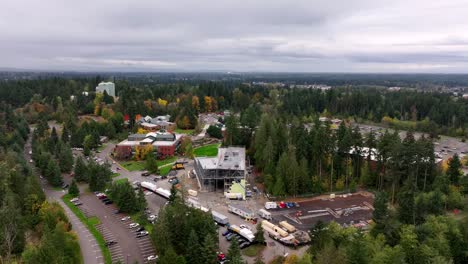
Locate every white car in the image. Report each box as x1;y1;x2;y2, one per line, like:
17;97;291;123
29;159;33;163
70;198;79;203
147;215;157;221
129;223;140;228
121;216;131;221
147;255;158;261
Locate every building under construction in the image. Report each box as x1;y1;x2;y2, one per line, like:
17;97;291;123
194;147;246;192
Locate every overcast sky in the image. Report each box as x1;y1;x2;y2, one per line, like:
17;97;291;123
1;0;468;73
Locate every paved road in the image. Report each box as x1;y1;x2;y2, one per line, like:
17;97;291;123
24;128;104;264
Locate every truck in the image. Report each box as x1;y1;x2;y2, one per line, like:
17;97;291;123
261;220;288;237
228;204;255;220
141;181;158;193
265;202;277;209
225;192;243;200
258;209;272;220
279;221;296;233
212;211;229;225
229;225;255;242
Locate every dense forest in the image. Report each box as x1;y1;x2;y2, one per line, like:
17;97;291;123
0;103;81;263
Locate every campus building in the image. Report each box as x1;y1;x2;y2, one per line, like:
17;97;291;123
113;131;182;159
137;115;176;132
194;147;246;192
96;82;116;97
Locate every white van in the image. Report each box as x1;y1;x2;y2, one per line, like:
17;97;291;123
265;202;277;210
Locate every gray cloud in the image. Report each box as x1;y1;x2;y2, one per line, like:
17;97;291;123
1;0;468;72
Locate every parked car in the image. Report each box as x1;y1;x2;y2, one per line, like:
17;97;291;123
104;200;113;205
222;230;231;236
105;241;117;247
62;183;69;189
73;201;83;206
147;255;158;261
113;209;121;214
129;223;140;228
136;231;149;238
153;176;162;181
136;227;145;232
141;171;150;176
147;215;157;221
239;242;250;249
70;198;79;203
121;216;131;221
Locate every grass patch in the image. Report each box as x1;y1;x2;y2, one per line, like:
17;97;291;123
194;143;221;157
112;173;120;178
242;244;265;257
88;216;101;225
120;161;146;171
114;178;128;184
174;128;195;135
157;156;177;167
62;194;112;264
159;166;171;176
120;156;177;172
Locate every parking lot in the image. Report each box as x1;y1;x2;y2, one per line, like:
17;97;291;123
272;192;374;229
78;193;157;264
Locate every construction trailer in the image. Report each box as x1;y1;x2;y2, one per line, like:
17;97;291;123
279;221;296;233
194;147;246;192
258;209;272;220
228;204;255;220
261;220;289;237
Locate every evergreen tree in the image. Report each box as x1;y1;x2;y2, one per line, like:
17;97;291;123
50;127;58;145
58;143;74;173
137;188;147;212
227;238;244;264
186;230;203;264
73;156;88;182
61;126;69;142
68;180;79;197
254;222;265;244
447;154;462;185
200;233;218;264
168;184;179;203
145;152;159;173
372;192;388;235
45;159;62;187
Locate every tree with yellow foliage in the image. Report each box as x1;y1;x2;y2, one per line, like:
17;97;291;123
158;98;168;107
134;145;153;161
192;96;200;112
204;96;212;112
93;92;103;115
137;128;149;134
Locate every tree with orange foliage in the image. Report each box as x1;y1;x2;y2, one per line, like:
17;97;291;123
182;116;191;129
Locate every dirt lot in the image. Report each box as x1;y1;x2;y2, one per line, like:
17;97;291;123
270;192;374;230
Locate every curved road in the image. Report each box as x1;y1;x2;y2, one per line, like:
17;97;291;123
24;129;104;264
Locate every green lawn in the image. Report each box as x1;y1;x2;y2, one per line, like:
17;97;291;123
194;143;221;157
174;128;195;135
120;156;177;172
242;244;265;257
62;194;112;264
159;166;172;176
112;173;120;178
120;161;146;171
114;178;128;185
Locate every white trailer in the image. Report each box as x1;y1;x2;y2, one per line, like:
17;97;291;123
261;220;289;237
141;181;158;192
229;225;255;242
265;202;277;209
228;204;255;220
225;192;243;200
258;209;272;220
212;211;229;225
155;187;170;199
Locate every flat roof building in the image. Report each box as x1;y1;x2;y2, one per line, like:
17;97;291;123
194;147;246;192
96;82;115;97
